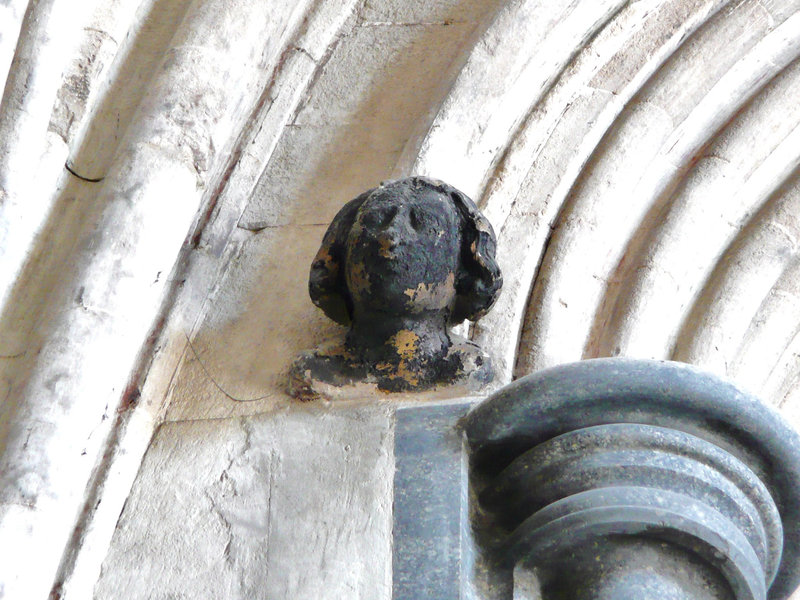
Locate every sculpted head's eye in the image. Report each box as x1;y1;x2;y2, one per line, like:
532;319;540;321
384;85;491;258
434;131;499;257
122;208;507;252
380;206;398;228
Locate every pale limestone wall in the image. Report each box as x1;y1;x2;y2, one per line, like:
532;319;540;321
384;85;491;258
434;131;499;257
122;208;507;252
2;0;800;598
94;405;394;600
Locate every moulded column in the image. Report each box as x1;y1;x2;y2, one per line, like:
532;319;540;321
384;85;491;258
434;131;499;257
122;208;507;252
466;359;800;600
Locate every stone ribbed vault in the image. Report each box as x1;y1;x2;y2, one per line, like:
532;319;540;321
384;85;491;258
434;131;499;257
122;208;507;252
1;0;800;598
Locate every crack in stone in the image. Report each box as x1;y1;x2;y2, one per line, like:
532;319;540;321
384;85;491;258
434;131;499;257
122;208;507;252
356;20;462;27
293;45;317;63
64;161;104;183
184;332;270;402
204;489;236;570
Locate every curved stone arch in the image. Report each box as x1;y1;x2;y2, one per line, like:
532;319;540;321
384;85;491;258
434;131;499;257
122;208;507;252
400;0;800;389
587;16;800;363
592;73;800;365
673;175;800;379
411;0;738;380
3;0;800;598
517;4;800;379
0;1;364;598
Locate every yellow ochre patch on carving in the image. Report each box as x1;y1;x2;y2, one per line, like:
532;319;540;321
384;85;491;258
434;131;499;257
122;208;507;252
314;246;336;269
393;329;419;358
347;260;370;295
389;329;420;386
403;272;455;308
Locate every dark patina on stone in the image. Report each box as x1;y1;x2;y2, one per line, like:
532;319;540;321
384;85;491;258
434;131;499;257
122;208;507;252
465;359;800;600
289;176;502;400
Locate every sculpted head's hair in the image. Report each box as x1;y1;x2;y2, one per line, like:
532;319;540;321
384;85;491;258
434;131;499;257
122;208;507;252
308;177;502;326
446;182;503;324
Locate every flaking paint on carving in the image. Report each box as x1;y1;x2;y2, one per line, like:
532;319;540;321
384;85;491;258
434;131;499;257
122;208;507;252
403;272;455;310
388;329;421;387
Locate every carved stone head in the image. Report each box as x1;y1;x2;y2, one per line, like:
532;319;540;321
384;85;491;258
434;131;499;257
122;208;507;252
290;176;502;398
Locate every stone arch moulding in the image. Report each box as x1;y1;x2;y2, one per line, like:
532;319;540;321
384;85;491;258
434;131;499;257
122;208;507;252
1;0;800;599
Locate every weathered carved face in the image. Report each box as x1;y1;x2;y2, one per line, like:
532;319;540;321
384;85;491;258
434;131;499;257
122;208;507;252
344;186;461;318
293;177;502;398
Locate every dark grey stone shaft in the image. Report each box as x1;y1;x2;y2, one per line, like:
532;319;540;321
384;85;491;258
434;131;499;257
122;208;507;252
465;358;800;600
